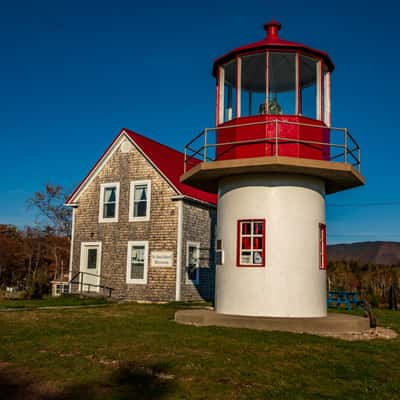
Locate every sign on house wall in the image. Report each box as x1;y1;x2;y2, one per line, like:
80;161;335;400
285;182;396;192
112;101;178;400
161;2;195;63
151;251;174;267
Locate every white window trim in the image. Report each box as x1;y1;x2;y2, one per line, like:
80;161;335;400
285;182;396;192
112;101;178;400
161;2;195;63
126;240;149;285
129;180;151;222
98;182;120;223
186;241;200;285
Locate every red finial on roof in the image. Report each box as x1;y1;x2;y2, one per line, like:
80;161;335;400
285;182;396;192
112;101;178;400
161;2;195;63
264;19;282;39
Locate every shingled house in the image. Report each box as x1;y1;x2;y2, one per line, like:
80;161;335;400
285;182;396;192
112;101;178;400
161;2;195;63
65;128;217;302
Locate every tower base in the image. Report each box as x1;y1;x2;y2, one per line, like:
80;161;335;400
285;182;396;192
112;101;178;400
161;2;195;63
175;309;371;337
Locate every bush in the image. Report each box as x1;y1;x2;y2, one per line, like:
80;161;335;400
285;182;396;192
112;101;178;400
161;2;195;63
25;268;50;299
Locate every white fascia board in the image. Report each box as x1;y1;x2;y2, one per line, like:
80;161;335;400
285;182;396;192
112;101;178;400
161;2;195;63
67;131;127;204
170;195;217;209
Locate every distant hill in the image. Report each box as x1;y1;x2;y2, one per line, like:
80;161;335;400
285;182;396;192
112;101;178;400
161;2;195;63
327;241;400;265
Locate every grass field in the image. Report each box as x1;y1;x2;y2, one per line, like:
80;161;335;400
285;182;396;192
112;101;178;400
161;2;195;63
0;295;109;309
0;302;399;400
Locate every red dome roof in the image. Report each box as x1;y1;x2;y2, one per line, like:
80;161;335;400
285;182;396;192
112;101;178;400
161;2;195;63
212;20;334;76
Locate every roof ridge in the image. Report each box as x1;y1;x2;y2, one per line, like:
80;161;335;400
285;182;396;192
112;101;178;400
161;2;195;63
123;128;185;157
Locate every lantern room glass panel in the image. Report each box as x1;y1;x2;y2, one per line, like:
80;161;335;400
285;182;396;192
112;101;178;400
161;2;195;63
240;53;266;117
323;64;330;125
268;52;296;115
222;60;237;122
300;55;318;119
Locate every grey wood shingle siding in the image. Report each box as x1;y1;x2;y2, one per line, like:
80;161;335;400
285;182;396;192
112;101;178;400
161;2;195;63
71;138;215;302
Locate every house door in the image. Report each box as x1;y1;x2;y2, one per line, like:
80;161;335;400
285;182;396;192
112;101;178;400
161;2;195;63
79;242;102;293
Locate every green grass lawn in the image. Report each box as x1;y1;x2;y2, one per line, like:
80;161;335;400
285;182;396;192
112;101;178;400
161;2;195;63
0;303;399;400
0;295;110;309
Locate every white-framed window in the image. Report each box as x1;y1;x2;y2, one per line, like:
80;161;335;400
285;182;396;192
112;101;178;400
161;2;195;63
54;283;69;296
186;241;200;285
126;241;149;284
129;180;151;222
99;182;120;223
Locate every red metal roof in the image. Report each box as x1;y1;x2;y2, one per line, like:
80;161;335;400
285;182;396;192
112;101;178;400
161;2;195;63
212;20;334;76
66;128;217;206
124;129;217;205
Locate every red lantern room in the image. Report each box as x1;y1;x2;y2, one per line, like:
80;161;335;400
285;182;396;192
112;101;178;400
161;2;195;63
214;20;332;161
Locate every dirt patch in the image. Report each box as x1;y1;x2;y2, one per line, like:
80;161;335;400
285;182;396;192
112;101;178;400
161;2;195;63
320;327;398;341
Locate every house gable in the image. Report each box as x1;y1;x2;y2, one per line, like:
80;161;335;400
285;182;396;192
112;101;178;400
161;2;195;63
66;129;217;207
71;135;181;301
66;130;177;205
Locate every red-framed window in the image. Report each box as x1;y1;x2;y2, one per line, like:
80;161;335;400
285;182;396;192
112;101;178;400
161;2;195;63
319;223;327;270
237;219;266;267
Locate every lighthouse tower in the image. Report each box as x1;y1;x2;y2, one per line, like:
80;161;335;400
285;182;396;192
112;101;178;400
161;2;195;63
181;21;364;318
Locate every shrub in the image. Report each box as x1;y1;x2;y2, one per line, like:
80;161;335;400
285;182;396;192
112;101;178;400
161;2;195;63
25;268;50;299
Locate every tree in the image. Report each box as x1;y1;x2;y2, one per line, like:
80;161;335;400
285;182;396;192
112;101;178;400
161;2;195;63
27;184;72;236
27;184;71;288
0;225;25;287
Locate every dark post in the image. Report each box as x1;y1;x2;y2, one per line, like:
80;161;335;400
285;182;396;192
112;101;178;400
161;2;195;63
388;285;398;310
363;300;377;328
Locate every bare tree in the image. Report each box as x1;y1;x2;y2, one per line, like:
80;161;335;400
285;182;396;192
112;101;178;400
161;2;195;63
27;184;72;236
27;184;71;283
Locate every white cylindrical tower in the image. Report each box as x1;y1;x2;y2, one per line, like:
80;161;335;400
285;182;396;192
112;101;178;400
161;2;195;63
181;21;364;318
215;174;326;317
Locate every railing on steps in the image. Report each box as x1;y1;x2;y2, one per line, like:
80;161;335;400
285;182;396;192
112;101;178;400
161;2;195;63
68;271;114;297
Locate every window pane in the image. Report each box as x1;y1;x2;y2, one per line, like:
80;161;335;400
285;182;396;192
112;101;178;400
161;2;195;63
241;252;251;264
187;245;199;281
188;265;198;280
253;237;263;250
130;246;145;280
223;60;237;122
103;203;115;218
134;201;147;217
104;187;116;203
254;222;263;235
241;222;251;235
242;237;251;250
268;52;296;115
134;185;147;201
241;53;266;117
301;55;317;119
87;249;97;269
188;246;198;267
253;251;263;264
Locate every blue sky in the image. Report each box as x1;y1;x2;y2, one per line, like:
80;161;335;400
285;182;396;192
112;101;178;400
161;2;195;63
0;0;399;243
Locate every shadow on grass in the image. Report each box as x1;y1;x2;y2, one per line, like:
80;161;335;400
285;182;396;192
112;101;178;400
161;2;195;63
0;362;177;400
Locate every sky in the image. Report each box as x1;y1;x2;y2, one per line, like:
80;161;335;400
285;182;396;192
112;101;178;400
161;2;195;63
0;0;399;244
